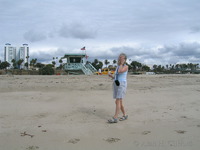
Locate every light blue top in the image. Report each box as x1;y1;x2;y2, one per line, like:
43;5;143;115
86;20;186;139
115;65;128;82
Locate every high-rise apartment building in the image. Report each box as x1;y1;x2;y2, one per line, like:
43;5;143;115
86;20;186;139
4;43;29;69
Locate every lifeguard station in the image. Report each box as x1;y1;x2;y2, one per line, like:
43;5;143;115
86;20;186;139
63;53;97;75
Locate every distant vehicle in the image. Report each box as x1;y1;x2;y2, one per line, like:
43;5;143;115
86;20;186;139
95;67;116;75
146;72;156;75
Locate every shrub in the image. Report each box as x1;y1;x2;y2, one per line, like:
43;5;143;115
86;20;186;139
39;65;55;75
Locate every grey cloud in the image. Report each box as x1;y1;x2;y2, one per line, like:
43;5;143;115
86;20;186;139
176;43;200;57
24;30;47;42
190;26;200;33
151;42;200;64
96;42;200;65
1;0;200;66
29;41;200;66
109;46;162;61
30;48;68;63
160;42;200;57
59;22;97;40
30;52;52;63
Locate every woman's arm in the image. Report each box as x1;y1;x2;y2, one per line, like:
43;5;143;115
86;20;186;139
118;65;128;73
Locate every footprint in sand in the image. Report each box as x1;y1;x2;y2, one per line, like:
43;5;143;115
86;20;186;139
35;113;48;119
26;146;39;150
180;116;187;119
104;138;120;143
42;130;47;132
175;130;186;134
21;132;34;138
142;131;151;135
68;138;80;144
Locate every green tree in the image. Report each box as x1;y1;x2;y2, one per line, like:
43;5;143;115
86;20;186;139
113;60;117;66
30;58;37;69
98;61;103;69
92;59;103;70
175;64;180;70
179;64;187;71
17;59;24;69
131;61;142;71
166;64;169;70
142;65;150;71
24;62;28;69
11;59;17;69
104;59;110;68
153;64;157;72
52;61;56;67
0;61;10;69
26;56;29;69
39;64;55;75
35;63;45;69
59;59;63;69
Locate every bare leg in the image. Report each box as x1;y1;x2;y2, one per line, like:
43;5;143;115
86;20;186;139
114;99;121;118
120;100;126;116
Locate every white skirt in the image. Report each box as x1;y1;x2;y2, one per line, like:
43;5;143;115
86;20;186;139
113;81;127;99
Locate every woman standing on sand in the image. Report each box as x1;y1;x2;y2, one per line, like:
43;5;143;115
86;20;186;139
108;53;128;123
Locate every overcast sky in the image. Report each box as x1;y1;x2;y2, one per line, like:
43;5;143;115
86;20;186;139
0;0;200;66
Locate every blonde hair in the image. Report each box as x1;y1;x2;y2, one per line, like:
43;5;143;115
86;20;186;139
119;53;127;60
118;53;127;65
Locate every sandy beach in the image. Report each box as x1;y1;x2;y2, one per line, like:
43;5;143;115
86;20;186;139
0;74;200;150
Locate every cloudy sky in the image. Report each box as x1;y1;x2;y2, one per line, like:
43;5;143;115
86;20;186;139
0;0;200;66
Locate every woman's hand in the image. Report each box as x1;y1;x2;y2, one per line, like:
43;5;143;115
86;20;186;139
108;73;114;79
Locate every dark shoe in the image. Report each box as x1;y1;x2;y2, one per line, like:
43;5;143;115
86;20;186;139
108;117;118;123
119;115;128;121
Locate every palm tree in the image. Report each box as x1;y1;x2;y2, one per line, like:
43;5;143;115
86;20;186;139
166;64;169;70
17;59;24;69
92;59;103;70
52;61;56;67
30;58;37;69
24;62;28;69
113;60;117;67
153;64;157;72
175;64;179;70
59;59;63;69
53;57;58;67
26;56;29;69
11;59;17;69
104;59;110;68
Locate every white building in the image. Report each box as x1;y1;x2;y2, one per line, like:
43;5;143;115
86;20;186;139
4;43;29;69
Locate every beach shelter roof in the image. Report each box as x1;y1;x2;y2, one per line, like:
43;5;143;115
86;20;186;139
64;53;86;58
